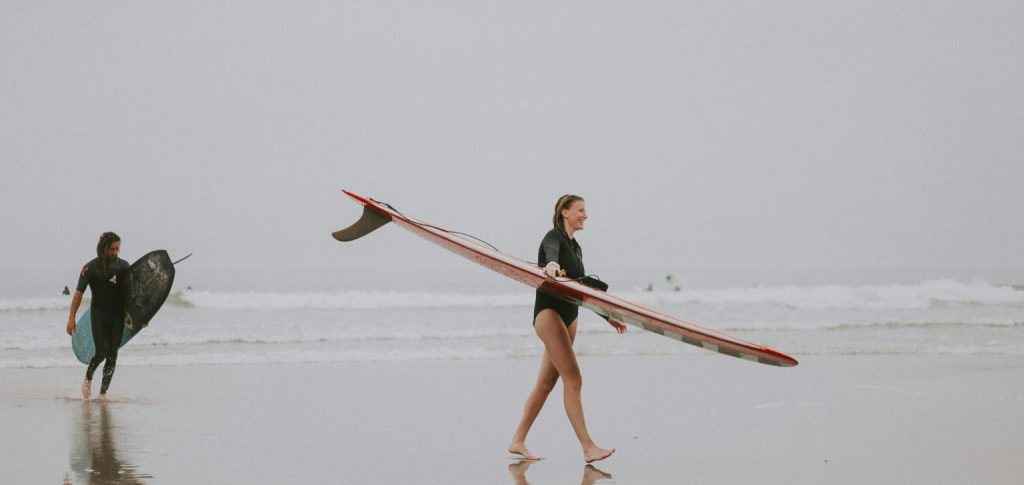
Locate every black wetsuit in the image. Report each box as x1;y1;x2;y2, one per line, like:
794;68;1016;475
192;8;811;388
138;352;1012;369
76;257;131;394
533;229;608;327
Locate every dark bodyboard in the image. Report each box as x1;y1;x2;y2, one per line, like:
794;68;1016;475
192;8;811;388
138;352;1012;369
71;250;176;364
124;250;175;334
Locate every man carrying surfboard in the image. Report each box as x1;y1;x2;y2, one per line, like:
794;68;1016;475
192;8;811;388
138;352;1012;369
65;232;143;400
508;195;625;464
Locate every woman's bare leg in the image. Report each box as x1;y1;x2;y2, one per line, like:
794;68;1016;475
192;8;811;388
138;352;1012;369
534;310;614;463
507;351;558;459
508;310;572;460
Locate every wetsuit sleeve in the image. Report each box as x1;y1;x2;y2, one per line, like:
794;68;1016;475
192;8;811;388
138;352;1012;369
540;230;562;265
75;263;90;293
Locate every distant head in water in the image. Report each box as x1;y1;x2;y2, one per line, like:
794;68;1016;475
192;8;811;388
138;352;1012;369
552;195;586;237
95;232;121;269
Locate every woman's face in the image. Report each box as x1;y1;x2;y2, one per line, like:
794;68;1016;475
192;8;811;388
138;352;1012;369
562;200;587;233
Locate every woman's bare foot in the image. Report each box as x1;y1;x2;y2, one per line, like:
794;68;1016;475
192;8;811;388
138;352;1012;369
508;442;543;460
583;445;615;463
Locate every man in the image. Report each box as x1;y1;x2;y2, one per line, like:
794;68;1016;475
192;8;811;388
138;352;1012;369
66;232;133;401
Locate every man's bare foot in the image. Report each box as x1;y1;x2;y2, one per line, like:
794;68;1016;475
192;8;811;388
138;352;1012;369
507;442;543;460
81;379;91;400
583;446;615;463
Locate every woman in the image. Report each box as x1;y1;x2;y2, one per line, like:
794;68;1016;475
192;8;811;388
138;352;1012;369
507;195;626;463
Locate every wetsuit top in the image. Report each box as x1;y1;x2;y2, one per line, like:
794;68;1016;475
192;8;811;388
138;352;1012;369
538;228;586;280
538;228;610;292
76;257;131;320
533;229;610;325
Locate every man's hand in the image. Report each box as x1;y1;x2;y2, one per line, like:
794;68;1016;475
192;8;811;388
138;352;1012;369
66;319;76;336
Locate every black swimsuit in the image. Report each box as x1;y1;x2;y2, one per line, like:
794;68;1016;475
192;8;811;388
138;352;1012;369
533;229;606;327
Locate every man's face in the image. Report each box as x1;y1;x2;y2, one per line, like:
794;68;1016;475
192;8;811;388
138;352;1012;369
107;241;121;261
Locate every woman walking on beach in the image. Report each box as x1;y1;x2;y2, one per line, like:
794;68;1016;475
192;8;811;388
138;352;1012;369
508;195;626;463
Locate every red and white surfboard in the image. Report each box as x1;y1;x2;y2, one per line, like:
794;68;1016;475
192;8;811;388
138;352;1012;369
333;190;798;367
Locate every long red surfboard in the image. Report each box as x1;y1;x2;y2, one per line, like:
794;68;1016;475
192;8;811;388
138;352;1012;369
333;190;798;367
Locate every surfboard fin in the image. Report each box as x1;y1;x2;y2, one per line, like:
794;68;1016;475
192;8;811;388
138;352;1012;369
332;205;392;241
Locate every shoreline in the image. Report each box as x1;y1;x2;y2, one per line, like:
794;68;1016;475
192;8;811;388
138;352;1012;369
3;354;1023;484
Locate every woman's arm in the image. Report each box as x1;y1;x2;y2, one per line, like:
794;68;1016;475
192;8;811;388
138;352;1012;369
541;230;563;278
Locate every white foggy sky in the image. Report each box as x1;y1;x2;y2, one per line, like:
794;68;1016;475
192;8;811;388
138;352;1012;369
2;1;1022;288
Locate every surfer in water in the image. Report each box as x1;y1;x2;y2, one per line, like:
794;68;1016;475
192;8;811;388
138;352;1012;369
508;194;627;463
66;232;139;401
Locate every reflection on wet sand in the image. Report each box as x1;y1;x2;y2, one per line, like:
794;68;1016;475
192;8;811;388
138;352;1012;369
508;460;614;485
69;401;151;484
508;460;535;485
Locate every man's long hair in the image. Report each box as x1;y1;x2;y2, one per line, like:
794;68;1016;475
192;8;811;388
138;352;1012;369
96;232;121;270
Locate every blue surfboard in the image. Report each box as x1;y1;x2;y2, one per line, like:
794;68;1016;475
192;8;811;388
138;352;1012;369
71;308;145;364
71;250;176;365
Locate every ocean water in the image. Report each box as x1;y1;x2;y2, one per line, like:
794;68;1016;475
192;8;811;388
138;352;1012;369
2;277;1022;369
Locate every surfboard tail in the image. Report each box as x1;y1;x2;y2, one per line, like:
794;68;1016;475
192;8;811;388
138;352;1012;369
332;205;392;241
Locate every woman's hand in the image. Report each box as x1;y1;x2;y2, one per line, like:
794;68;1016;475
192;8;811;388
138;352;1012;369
608;317;627;334
66;319;76;336
543;262;561;279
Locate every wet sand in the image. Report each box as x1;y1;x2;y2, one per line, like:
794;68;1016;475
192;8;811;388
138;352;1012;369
2;354;1023;484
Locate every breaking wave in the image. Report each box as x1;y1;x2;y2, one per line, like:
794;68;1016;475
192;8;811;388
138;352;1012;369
3;279;1020;313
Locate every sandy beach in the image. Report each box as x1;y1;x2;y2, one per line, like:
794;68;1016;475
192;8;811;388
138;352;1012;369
4;0;1023;483
3;353;1022;484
